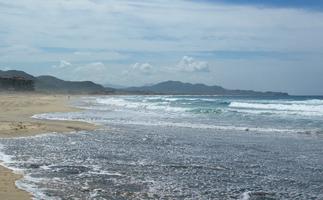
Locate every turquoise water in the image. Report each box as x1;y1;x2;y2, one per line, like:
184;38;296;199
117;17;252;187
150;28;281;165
1;95;323;199
75;95;323;134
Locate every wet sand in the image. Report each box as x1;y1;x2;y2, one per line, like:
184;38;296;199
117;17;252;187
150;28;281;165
0;93;97;200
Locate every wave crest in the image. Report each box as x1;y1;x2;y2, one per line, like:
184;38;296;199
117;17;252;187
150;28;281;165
229;100;323;116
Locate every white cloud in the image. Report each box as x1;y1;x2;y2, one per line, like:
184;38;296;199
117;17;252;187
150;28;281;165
2;0;323;55
52;60;72;69
72;51;126;61
75;62;106;72
52;61;109;83
1;0;323;93
74;62;108;82
176;56;210;72
132;62;153;74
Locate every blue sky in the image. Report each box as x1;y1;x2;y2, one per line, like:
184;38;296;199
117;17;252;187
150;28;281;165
1;0;323;95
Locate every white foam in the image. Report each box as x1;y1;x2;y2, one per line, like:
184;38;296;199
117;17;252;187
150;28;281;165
238;191;251;200
0;144;25;173
107;119;301;133
95;97;188;113
89;170;124;176
0;144;55;200
229;101;323;116
159;97;217;102
228;108;322;117
16;175;58;200
287;99;323;105
32;113;101;126
0;144;13;164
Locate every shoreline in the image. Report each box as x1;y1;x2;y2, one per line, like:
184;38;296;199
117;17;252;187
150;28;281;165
0;93;98;200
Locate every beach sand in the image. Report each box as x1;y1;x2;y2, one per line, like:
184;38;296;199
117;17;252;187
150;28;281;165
0;93;97;200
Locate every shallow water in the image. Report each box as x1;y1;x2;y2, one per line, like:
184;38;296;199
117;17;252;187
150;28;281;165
1;95;323;199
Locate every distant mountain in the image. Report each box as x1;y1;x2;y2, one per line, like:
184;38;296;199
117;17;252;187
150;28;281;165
1;70;289;96
0;70;36;80
124;80;289;96
36;76;109;94
104;83;126;89
0;70;110;94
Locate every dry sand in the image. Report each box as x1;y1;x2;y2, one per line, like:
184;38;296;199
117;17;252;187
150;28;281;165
0;93;98;200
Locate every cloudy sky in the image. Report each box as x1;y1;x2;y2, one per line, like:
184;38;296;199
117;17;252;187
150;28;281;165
1;0;323;95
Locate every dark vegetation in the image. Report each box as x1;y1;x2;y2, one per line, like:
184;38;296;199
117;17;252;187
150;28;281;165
0;76;35;91
0;70;111;94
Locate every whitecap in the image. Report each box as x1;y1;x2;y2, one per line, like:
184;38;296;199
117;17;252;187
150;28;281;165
238;191;251;200
229;101;323;116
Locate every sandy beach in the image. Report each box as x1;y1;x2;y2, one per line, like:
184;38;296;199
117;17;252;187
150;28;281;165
0;93;97;200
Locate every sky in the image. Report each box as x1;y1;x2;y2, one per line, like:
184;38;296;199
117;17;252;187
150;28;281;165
1;0;323;95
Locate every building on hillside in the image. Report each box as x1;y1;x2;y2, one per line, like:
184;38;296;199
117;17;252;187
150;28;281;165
0;76;35;91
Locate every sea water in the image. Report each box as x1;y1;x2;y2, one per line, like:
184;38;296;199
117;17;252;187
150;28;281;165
1;95;323;199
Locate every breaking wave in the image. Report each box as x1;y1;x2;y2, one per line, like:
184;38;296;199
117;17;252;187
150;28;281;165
229;100;323;116
1;95;323;199
95;97;188;113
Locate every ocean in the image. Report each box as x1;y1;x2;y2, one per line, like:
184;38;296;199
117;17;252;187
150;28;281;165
1;95;323;199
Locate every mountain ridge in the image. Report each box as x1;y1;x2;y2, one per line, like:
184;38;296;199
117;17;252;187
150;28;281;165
1;70;289;96
0;70;110;94
124;80;289;96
